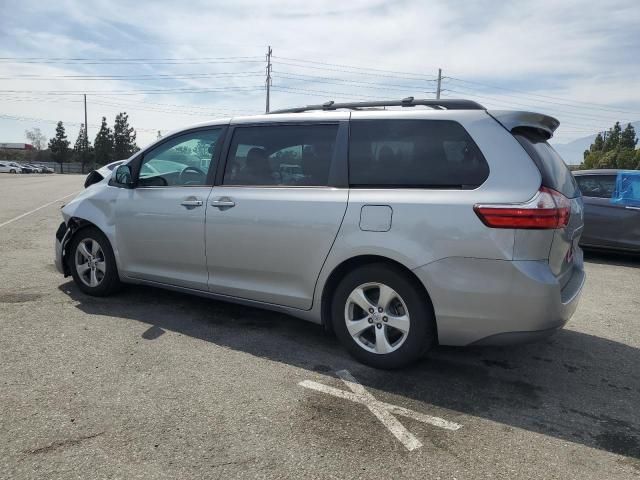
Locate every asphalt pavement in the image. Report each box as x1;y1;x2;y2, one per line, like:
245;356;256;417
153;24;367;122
1;174;639;479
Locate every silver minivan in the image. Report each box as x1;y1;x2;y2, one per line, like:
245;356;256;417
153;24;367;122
55;98;585;368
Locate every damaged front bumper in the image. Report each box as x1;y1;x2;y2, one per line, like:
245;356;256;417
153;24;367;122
54;221;70;276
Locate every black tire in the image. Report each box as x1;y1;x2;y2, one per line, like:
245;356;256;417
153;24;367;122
10;169;16;174
331;263;436;369
68;227;121;296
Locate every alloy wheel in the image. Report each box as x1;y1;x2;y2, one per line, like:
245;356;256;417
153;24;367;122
344;282;410;354
75;238;106;288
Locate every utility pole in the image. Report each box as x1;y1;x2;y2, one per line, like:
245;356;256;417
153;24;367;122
436;68;442;100
265;45;272;113
83;94;88;173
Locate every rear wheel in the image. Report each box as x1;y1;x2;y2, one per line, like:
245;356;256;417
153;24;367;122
69;227;121;296
331;263;436;369
10;169;16;174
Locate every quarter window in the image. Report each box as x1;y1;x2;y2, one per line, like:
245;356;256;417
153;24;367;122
223;124;339;186
348;120;489;188
138;128;222;187
575;175;616;199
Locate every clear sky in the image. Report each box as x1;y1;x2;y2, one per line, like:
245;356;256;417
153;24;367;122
1;0;639;148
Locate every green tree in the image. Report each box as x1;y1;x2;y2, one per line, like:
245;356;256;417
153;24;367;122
583;150;602;169
620;123;637;150
113;112;138;160
603;122;622;151
583;122;640;169
616;149;637;169
597;150;618;169
48;121;70;173
592;132;604;151
73;123;94;173
94;117;113;166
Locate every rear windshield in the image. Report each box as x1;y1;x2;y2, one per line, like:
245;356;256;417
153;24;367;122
348;120;489;188
514;129;580;199
574;175;616;199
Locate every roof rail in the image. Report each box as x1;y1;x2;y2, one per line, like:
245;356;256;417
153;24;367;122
268;97;485;114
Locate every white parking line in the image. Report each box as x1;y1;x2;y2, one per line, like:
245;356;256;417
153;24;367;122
299;369;462;451
0;192;78;229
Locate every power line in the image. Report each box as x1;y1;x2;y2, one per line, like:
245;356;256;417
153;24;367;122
1;93;251;114
273;71;437;92
93;95;251;114
0;57;263;65
0;113;156;132
3;99;252;120
445;76;640;116
0;72;263;81
274;60;438;82
90;100;244;118
274;56;638;115
0;85;266;96
0;55;261;61
440;89;634;131
271;85;401;100
272;55;438;79
443;87;638;125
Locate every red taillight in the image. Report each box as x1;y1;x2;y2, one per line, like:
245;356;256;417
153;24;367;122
474;187;571;229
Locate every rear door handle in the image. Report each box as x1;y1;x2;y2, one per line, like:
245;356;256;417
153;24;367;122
181;198;203;208
211;197;235;209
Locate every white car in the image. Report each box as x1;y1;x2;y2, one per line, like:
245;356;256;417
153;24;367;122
0;162;20;173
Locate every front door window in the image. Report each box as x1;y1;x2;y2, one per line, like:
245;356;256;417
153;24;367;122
139;129;222;187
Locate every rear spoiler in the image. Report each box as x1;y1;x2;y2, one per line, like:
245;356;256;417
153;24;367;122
487;110;560;140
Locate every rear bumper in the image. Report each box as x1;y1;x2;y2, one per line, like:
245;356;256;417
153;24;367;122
413;256;586;346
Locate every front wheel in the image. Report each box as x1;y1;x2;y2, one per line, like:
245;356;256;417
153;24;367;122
331;263;436;369
10;169;16;174
69;227;121;296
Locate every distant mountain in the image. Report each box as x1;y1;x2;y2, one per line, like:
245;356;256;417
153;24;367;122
551;121;640;165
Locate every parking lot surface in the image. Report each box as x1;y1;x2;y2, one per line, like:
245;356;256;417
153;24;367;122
1;175;639;479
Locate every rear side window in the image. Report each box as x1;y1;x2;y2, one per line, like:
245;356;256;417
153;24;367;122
348;120;489;188
514;129;580;199
574;175;616;199
223;124;338;186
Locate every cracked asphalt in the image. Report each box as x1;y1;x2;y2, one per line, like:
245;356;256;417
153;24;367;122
1;174;639;479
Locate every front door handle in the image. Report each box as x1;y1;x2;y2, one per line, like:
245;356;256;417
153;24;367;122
211;197;235;209
181;198;203;208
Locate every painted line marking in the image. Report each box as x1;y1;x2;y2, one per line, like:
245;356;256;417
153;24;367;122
0;192;78;228
299;369;461;451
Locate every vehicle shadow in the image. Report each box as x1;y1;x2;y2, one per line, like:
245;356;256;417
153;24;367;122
583;249;640;268
59;281;640;460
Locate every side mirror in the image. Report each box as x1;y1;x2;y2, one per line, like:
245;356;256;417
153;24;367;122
113;164;135;189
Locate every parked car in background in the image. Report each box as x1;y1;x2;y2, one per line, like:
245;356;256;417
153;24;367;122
17;164;35;173
25;164;41;173
55;99;585;368
34;164;54;173
7;162;26;173
573;169;640;253
0;161;19;173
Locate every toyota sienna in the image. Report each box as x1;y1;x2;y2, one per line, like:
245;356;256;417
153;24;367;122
55;98;585;368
